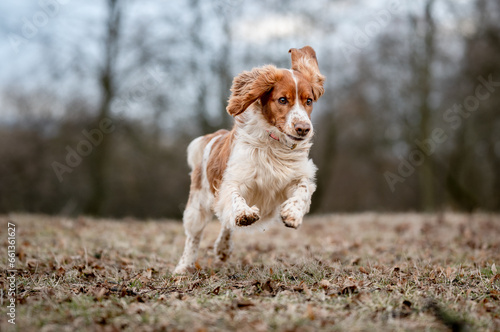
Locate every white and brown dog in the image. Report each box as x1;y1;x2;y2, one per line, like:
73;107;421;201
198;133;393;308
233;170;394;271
174;46;325;274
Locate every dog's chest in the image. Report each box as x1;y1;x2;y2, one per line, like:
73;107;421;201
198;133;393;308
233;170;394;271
229;144;306;195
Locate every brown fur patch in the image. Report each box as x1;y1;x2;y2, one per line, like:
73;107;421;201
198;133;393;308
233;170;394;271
206;129;234;195
190;166;202;191
186;129;229;194
226;65;283;116
201;129;228;147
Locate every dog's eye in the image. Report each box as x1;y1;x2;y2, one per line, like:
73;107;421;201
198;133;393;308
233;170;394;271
306;98;313;106
278;97;287;105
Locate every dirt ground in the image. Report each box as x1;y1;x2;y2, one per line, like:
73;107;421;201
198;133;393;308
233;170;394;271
1;213;499;331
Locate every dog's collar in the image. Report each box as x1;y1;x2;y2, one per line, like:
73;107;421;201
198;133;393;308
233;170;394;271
266;130;297;150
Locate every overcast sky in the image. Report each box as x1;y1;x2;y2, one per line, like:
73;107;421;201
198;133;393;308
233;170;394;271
0;0;474;123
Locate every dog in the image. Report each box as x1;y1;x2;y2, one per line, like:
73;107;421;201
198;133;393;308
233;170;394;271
174;46;325;274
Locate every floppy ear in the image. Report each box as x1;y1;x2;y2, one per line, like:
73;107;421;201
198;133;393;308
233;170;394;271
289;46;325;101
227;65;282;117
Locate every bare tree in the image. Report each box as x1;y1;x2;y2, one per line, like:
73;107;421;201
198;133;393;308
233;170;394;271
212;2;237;130
408;0;437;211
85;0;122;215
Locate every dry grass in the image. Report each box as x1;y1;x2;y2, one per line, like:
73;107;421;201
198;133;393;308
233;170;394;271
1;213;499;331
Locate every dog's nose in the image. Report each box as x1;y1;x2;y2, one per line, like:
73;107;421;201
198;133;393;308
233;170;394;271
294;122;311;137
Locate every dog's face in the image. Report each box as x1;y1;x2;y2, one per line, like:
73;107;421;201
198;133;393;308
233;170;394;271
227;46;325;144
260;69;315;142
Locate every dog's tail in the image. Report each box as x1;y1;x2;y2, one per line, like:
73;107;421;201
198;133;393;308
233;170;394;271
186;136;205;171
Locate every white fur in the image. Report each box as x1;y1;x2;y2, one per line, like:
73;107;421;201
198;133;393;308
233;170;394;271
174;105;317;274
173;134;220;274
186;136;204;170
285;70;312;139
215;108;316;226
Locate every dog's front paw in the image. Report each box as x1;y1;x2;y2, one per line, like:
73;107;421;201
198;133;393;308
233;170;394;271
234;205;260;227
280;199;303;229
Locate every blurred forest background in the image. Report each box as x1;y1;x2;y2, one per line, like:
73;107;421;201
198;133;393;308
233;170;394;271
0;0;499;219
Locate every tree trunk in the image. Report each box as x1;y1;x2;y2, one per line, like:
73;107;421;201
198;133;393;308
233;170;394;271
411;0;436;211
85;0;121;215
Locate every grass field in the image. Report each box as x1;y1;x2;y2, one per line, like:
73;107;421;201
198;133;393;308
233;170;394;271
1;213;499;331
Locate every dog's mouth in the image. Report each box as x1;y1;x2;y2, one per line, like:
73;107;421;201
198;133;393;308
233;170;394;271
270;125;312;148
267;128;312;150
286;134;305;142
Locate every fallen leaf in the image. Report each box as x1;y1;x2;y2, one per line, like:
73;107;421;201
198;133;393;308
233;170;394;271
139;268;153;283
359;266;369;274
262;279;274;293
26;259;38;269
82;269;96;279
481;298;496;312
93;287;107;301
120;287;137;297
302;283;312;296
492;263;497;275
126;303;148;315
395;223;410;234
446;266;452;280
57;267;66;277
189;279;201;290
18;248;26;262
394;300;413;318
233;299;254;309
119;257;131;265
305;303;315;320
319;279;331;289
169;292;182;300
340;285;358;295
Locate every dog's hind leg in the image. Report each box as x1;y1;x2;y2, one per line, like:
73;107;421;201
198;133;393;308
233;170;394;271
174;189;211;274
214;225;233;262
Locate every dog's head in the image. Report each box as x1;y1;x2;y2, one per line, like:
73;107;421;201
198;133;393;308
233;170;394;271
227;46;325;145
